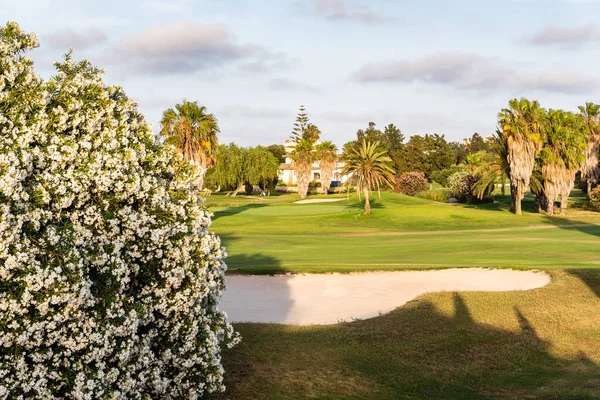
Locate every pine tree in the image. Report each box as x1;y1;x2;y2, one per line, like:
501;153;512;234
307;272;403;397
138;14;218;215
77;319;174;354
292;105;310;140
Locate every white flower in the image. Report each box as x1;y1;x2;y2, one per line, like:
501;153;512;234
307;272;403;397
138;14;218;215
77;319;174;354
0;22;238;399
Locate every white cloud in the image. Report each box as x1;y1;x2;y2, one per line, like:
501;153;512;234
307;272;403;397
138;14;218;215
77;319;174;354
354;51;599;94
110;21;288;75
45;28;107;50
523;23;600;47
354;52;509;90
300;0;391;24
268;78;320;93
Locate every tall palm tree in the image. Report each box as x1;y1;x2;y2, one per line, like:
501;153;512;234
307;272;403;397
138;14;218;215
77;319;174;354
579;102;600;196
289;137;315;199
160;100;219;188
539;109;586;215
289;113;321;198
498;98;545;215
316;141;338;195
341;140;395;214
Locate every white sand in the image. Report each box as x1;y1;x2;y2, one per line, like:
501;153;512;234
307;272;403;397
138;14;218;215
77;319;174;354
220;269;550;325
294;198;345;204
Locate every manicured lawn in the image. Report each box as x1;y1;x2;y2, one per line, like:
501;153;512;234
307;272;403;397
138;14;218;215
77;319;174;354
207;191;600;274
205;191;600;399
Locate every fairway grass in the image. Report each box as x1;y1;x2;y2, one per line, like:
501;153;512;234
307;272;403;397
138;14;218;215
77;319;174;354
205;191;600;399
207;191;600;274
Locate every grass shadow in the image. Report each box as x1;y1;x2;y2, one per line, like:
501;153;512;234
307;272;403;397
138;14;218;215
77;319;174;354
462;194;539;213
566;269;600;299
219;234;286;275
464;199;508;212
540;215;600;239
211;204;268;221
219;252;295;326
215;291;600;399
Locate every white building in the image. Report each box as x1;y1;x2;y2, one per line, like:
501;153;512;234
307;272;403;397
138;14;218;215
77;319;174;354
278;140;349;185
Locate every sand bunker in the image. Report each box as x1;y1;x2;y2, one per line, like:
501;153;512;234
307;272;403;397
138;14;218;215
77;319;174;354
294;198;345;204
220;268;550;325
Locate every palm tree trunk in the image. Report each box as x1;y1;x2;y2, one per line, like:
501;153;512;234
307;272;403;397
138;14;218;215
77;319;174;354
515;181;522;216
198;159;207;190
296;163;311;199
560;192;568;215
320;160;334;195
545;194;554;215
363;186;371;214
510;183;516;213
198;174;205;190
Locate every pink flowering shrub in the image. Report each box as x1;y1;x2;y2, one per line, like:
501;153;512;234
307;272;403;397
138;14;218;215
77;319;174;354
395;172;428;196
0;22;238;399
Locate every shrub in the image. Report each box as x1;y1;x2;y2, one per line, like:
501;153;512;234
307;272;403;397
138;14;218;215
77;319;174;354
447;170;470;201
430;165;464;187
590;187;600;210
416;189;449;203
0;22;238;399
447;171;487;204
395;172;428;196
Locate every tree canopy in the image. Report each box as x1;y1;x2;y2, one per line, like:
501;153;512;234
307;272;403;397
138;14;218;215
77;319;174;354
159;100;219;189
341;140;395;214
206;144;280;195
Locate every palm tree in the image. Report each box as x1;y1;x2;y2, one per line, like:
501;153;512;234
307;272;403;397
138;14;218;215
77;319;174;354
289;137;315;199
498;98;545;215
539;109;586;215
473;130;510;201
160;100;219;188
529;163;548;213
316;141;338;195
341;140;395;214
578;102;600;196
289;107;320;198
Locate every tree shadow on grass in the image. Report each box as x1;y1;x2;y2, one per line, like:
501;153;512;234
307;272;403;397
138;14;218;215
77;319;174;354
462;194;540;214
342;198;386;213
225;252;285;275
219;252;296;326
215;292;600;400
464;200;508;212
540;215;600;239
566;269;600;299
211;204;267;221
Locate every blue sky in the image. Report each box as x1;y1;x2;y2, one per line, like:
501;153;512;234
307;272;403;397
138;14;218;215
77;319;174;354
5;0;600;147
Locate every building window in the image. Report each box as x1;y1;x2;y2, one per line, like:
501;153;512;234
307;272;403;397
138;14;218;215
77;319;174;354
313;172;321;181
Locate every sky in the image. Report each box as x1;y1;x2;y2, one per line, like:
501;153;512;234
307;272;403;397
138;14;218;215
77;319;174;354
4;0;600;147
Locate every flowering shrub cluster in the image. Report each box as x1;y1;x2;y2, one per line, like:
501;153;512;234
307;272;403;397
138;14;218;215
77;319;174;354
0;22;238;399
447;170;484;203
589;187;600;210
394;172;428;196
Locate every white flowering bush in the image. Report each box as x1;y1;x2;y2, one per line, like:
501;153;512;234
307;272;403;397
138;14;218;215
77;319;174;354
447;170;470;201
0;22;239;399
